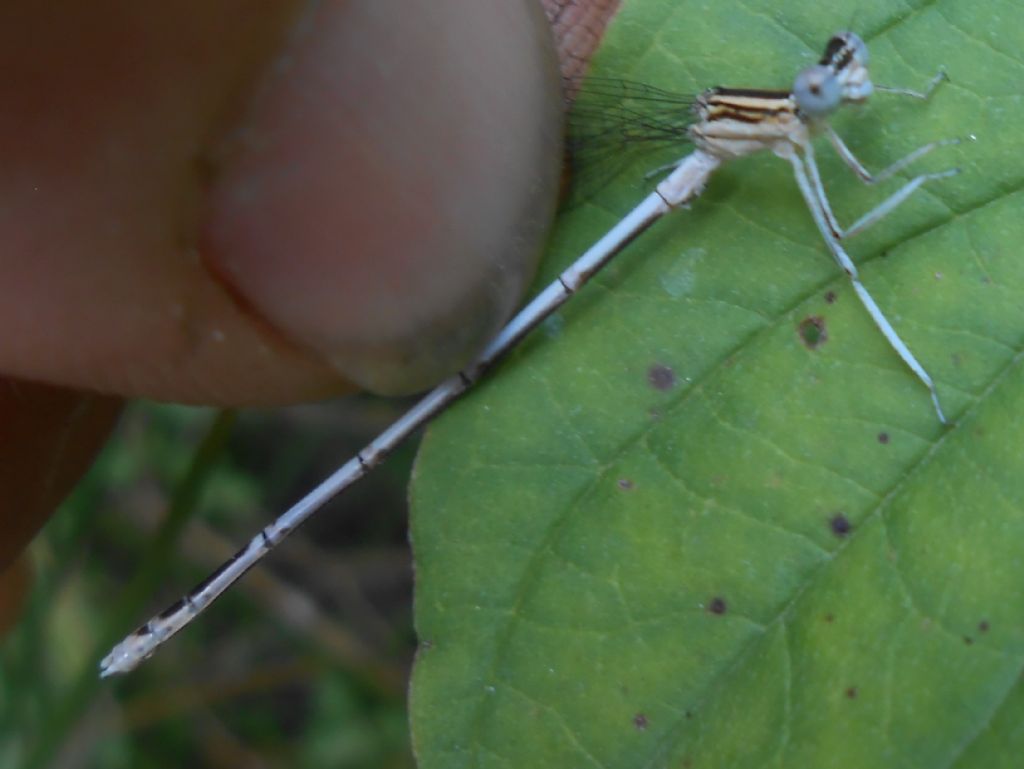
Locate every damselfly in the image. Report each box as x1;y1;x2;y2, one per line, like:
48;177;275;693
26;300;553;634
101;30;960;676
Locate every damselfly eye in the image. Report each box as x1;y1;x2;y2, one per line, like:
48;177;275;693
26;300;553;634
793;64;842;118
820;35;846;65
842;31;869;66
821;31;870;71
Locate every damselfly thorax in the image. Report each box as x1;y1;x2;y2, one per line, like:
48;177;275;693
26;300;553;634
690;88;805;159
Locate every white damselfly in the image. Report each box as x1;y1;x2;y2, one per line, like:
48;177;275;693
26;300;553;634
101;30;960;676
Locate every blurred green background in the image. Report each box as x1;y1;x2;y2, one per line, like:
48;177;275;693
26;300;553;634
3;400;420;769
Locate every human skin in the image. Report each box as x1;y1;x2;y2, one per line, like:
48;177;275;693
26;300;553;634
0;0;617;631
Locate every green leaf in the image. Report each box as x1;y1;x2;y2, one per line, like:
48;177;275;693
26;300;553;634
410;1;1024;767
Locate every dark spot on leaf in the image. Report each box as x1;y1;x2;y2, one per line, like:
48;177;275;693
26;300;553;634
647;363;676;391
633;713;648;730
877;432;890;445
979;620;990;633
824;290;837;304
845;686;858;699
685;710;693;720
829;513;852;537
708;597;727;615
618;478;634;490
824;613;835;623
682;759;693;768
798;316;828;349
964;636;974;645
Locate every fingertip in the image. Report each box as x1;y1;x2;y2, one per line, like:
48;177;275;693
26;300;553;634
201;0;564;394
0;381;122;574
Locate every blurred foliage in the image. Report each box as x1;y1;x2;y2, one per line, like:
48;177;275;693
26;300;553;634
2;399;418;769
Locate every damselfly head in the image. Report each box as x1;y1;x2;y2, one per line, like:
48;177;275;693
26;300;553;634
793;31;873;120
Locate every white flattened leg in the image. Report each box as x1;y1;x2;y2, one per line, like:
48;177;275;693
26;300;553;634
875;69;948;100
848;279;946;423
805;128;961;240
842;167;960;239
823;124;962;238
824;125;960;185
780;143;946;423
